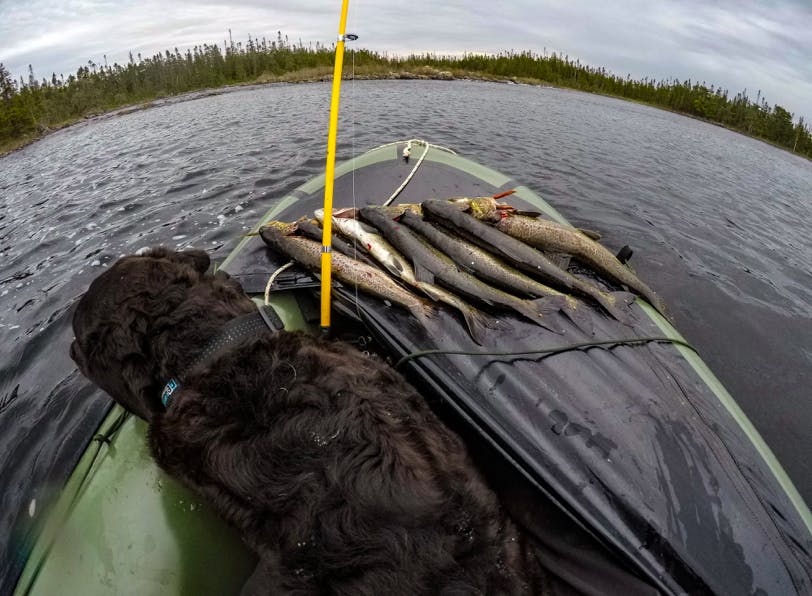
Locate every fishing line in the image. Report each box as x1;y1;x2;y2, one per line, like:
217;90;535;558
394;336;698;369
349;34;363;321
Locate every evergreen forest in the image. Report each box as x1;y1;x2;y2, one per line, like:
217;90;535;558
1;34;809;157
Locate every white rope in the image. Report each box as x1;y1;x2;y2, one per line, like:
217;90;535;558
264;261;295;305
383;140;431;206
376;138;457;155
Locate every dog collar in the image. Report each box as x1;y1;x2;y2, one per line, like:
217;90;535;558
160;304;283;408
161;378;180;407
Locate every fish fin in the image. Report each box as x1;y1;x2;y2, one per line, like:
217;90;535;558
459;305;492;346
650;297;671;321
544;295;595;336
578;228;602;241
332;208;358;219
379;256;405;279
630;285;670;320
382;262;404;279
407;302;437;331
616;290;662;324
613;291;637;307
513;210;543;218
416;283;443;302
514;298;565;334
545;252;571;270
596;291;637;326
413;260;435;285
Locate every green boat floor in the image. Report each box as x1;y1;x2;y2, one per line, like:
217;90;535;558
14;408;256;596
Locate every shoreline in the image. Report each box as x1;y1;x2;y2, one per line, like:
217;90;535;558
1;68;807;161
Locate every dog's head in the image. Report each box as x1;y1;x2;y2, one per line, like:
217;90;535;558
70;247;211;420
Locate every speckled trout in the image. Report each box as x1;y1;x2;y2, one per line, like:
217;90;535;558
398;210;593;334
259;221;435;325
294;218;379;269
313;210;491;345
360;206;564;334
421;199;635;324
465;197;667;316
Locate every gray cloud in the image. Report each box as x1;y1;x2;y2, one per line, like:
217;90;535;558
1;0;809;119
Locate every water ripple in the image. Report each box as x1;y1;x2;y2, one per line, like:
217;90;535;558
0;80;811;589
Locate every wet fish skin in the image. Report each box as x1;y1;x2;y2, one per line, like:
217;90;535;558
399;210;564;298
495;213;667;316
465;198;667;316
294;219;378;269
369;199;475;219
421;199;635;324
359;207;564;333
456;197;602;240
398;210;594;334
315;210;491;344
315;210;408;280
259;222;435;325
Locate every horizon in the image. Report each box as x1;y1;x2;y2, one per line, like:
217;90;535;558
4;36;810;128
1;1;810;121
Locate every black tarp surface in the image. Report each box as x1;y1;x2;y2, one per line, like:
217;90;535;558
225;143;812;594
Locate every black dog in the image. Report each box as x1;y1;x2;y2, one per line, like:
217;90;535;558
70;247;547;594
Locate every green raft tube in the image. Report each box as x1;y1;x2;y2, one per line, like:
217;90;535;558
14;140;812;595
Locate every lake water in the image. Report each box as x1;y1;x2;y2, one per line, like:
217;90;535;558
1;79;810;589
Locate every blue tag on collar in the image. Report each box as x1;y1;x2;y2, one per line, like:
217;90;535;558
161;378;180;408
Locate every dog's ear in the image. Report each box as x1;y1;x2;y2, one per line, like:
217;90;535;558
71;313;162;422
120;353;162;421
170;249;210;274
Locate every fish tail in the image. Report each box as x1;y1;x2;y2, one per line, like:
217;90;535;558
544;294;595;335
641;289;671;320
577;227;602;241
514;298;565;334
419;282;495;345
382;261;404;279
613;291;637;308
408;302;437;330
458;304;492;346
596;291;637;326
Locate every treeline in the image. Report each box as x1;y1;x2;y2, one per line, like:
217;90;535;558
423;51;809;155
1;34;810;157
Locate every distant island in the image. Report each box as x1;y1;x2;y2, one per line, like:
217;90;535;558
1;33;810;158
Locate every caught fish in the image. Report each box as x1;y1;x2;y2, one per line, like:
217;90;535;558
463;197;667;316
421;199;635;324
294;219;379;269
259;222;435;325
329;204;425;219
359;206;564;334
398;210;593;334
315;210;408;279
314;210;491;344
454;196;601;240
380;203;424;218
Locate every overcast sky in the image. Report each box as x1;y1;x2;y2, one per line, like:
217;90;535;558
1;0;809;121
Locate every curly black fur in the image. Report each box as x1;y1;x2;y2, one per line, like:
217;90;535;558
70;247;548;595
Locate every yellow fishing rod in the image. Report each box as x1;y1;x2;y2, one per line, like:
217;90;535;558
320;0;356;335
